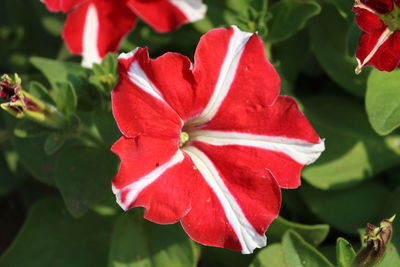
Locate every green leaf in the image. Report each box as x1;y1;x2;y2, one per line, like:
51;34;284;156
301;94;400;190
109;213;197;267
377;244;400;267
268;217;330;246
282;230;334;266
308;4;369;97
44;132;67;155
92;108;120;147
366;69;400;136
13;136;55;185
14;120;50;138
250;243;288;267
268;0;321;43
300;182;389;234
28;81;54;104
53;82;78;117
336;238;356;267
0;198;112;267
55;146;119;217
30;57;88;90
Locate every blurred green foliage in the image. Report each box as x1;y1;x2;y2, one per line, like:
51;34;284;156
1;0;400;266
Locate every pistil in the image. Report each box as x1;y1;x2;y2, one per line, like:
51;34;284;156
179;131;190;148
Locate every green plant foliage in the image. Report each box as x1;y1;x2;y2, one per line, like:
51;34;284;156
0;198;113;267
300;182;389;234
308;4;369;98
302;95;400;190
55;146;119;217
12;135;56;185
268;217;330;246
109;213;198;267
366;69;400;136
249;243;287;267
336;238;356;267
282;230;334;266
268;0;321;43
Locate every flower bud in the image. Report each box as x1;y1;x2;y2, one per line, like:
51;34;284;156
0;74;66;129
352;215;396;267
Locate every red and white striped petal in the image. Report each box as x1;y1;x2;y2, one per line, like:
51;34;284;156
62;0;137;67
119;48;196;120
42;0;85;12
181;146;281;253
188;97;324;188
128;0;206;32
356;0;394;14
188;26;280;126
112;48;182;138
355;29;400;73
112;138;194;224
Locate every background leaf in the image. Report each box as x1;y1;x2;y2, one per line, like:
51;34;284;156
55;146;119;217
0;198;113;267
336;238;356;267
108;213;197;267
282;230;334;266
366;69;400;136
268;0;321;43
268;217;330;246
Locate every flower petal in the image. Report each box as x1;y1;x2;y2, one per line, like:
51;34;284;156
42;0;85;12
181;146;281;254
359;0;393;13
188;26;280;126
120;49;196;120
353;8;385;33
193;96;323;188
62;0;137;67
189;96;324;188
112;48;182;138
112;137;193;223
356;29;400;73
128;0;206;32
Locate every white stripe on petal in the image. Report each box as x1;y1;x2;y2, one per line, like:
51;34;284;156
355;27;393;74
169;0;207;22
128;60;165;102
190;130;325;165
81;4;102;68
354;0;380;15
182;146;266;254
189;26;253;126
113;151;185;210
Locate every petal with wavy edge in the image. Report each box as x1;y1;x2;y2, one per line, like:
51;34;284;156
128;0;206;32
62;0;137;67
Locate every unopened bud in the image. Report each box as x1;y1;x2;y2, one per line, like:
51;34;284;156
0;74;66;129
352;215;395;267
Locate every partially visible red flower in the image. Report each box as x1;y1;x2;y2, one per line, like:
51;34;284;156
353;0;400;73
42;0;206;67
111;26;325;253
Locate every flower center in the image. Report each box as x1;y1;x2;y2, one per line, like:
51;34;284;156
380;4;400;31
179;131;190;148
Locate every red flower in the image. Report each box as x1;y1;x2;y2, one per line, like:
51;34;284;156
42;0;206;67
353;0;400;73
111;26;325;253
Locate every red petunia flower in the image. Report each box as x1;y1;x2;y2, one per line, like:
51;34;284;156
42;0;206;67
353;0;400;73
111;26;325;253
